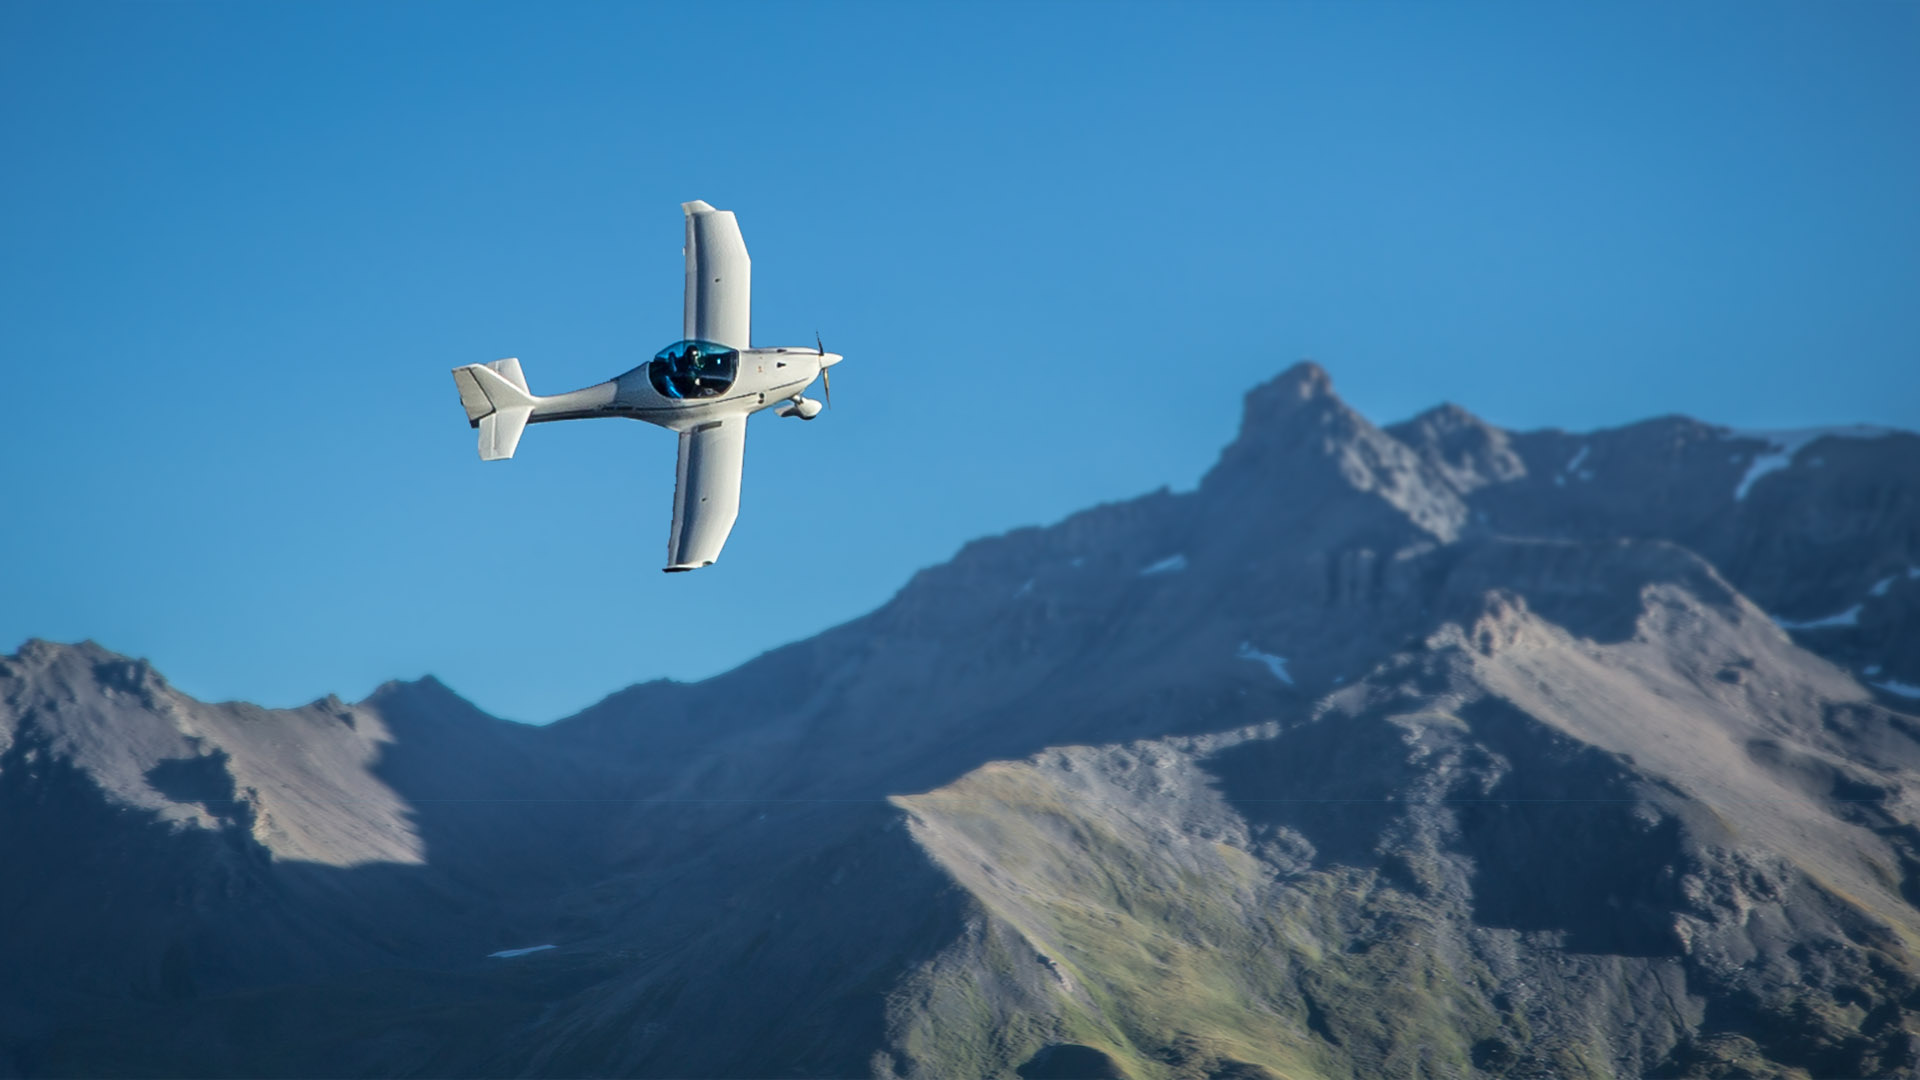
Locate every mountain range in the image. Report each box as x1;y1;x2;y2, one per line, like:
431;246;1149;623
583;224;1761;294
4;362;1918;1079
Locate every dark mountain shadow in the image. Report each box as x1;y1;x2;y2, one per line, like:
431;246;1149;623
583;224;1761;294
581;802;972;1079
1200;693;1695;957
0;694;597;1072
1449;698;1690;957
354;678;613;924
1017;1043;1130;1079
144;750;248;827
1203;715;1414;872
0;727;473;1076
3;669;981;1079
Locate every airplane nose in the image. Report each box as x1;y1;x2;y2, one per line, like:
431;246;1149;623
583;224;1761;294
819;352;844;368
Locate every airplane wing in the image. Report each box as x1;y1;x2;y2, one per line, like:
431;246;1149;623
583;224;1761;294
664;414;747;571
682;200;751;349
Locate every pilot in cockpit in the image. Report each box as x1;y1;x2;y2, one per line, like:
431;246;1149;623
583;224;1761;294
649;340;737;400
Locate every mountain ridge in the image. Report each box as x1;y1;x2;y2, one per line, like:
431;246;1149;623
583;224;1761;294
5;362;1919;1078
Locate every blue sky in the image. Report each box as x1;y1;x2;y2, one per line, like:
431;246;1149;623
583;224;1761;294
3;2;1915;722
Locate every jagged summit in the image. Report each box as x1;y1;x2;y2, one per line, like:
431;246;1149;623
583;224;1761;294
1242;357;1335;412
359;672;496;719
1209;360;1355;467
1201;362;1469;543
1386;401;1527;494
3;636;161;685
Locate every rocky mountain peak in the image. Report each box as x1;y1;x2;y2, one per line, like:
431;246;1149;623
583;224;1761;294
1246;358;1334;409
2;637;162;691
361;673;483;719
1386;401;1528;495
1203;362;1467;542
1214;361;1345;456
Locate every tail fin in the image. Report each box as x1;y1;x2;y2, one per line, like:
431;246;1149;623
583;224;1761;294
451;359;536;461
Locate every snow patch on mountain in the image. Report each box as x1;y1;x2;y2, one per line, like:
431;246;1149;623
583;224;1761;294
487;945;555;959
1728;425;1895;501
1773;605;1862;630
1556;444;1594;486
1140;554;1188;576
1235;643;1293;684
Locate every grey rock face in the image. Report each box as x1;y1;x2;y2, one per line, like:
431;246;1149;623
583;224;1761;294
3;362;1917;1079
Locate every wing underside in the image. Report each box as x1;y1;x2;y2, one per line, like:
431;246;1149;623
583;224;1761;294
682;200;751;349
665;414;747;571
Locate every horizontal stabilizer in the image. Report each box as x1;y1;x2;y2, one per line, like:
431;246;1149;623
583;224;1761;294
479;406;531;461
453;367;493;424
451;360;537;461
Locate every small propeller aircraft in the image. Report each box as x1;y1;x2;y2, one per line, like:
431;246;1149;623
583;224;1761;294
451;200;842;572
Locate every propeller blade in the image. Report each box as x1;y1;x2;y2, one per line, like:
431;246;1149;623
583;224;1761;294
816;332;832;408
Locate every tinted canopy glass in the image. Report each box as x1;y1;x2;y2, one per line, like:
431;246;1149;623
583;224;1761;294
649;340;739;400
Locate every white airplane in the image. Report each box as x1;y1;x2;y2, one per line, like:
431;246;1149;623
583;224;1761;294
450;200;842;572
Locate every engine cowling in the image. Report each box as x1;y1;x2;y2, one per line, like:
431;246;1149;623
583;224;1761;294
776;396;824;420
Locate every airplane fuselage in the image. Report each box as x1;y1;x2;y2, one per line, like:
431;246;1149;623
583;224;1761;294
526;344;842;433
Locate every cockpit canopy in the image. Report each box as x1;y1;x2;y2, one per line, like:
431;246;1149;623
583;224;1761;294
648;340;739;400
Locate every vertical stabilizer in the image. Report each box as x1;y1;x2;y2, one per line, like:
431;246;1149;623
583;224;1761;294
485;357;529;394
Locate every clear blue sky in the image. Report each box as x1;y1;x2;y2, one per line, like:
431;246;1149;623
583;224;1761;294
3;2;1915;722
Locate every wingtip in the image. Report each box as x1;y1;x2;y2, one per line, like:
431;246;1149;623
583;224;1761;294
681;200;717;215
